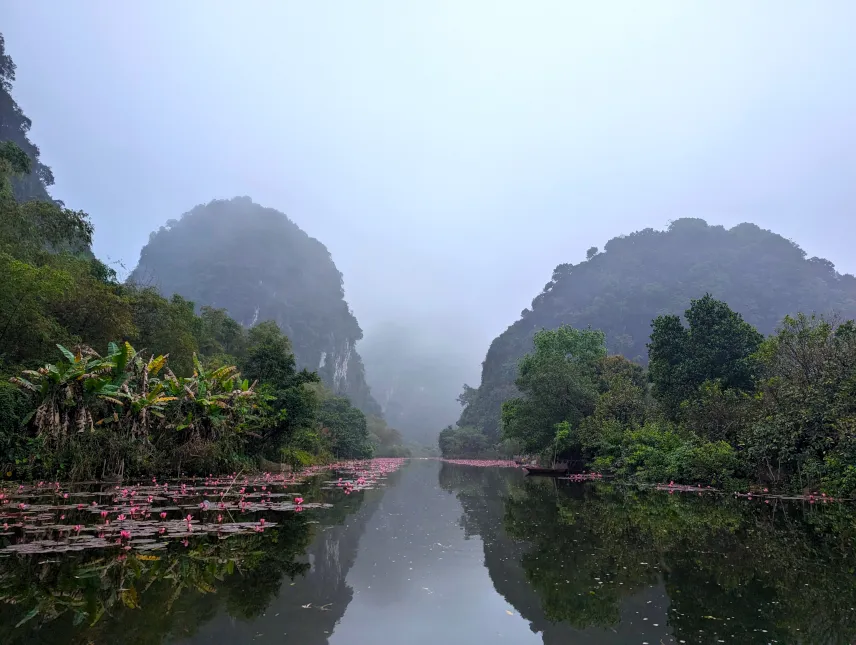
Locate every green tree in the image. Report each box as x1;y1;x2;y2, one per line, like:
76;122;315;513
317;395;372;459
128;290;201;376
501;326;606;455
648;294;763;418
746;314;856;490
438;425;491;458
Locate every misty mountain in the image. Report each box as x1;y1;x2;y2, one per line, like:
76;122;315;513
129;196;381;416
0;34;54;203
359;322;467;445
459;218;856;440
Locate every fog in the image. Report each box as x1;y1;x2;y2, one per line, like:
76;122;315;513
4;1;856;392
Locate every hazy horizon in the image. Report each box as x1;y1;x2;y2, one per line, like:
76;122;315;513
4;1;856;385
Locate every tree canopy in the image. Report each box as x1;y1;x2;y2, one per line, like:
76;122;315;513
648;293;763;418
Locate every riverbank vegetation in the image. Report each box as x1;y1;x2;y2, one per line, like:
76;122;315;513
441;294;856;495
0;31;411;478
0;146;404;479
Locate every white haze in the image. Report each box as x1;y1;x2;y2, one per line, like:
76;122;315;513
4;1;856;395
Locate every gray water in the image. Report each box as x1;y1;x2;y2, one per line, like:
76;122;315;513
3;459;855;644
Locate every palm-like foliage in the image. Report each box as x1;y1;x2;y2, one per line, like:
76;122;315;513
161;354;256;439
10;342;256;462
10;344;118;445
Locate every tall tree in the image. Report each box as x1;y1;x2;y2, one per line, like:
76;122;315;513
501;326;606;454
648;294;763;418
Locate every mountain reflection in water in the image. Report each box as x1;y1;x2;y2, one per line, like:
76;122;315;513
4;460;856;644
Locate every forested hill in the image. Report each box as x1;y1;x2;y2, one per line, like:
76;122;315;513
458;218;856;439
129;197;381;416
0;35;54;202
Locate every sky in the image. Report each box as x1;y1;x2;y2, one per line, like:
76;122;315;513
3;1;856;386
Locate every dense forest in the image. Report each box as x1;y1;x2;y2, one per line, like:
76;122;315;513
129;197;381;417
444;294;856;495
457;219;856;441
0;34;406;479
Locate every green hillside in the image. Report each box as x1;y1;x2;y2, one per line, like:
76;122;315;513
459;218;856;440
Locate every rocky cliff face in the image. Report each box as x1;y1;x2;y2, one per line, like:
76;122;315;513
129;196;380;415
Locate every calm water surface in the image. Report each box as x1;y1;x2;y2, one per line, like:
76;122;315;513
3;459;856;644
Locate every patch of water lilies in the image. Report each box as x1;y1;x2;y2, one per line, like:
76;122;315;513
440;459;519;468
0;458;406;555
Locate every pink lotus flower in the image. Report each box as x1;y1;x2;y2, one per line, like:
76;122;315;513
160;512;167;519
117;514;126;521
73;525;82;532
294;497;304;505
120;530;131;540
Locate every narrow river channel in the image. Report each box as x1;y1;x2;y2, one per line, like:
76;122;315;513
3;459;854;644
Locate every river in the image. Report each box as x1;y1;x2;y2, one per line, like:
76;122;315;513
2;459;855;644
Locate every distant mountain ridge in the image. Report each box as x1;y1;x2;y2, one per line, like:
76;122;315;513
458;218;856;439
129;196;381;415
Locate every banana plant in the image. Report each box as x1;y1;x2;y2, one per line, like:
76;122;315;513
96;342;176;437
161;354;256;438
11;343;256;456
10;344;120;442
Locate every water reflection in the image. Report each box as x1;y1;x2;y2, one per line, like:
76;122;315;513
0;470;391;645
5;462;856;644
441;463;856;644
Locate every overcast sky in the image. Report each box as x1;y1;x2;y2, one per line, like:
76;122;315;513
4;1;856;384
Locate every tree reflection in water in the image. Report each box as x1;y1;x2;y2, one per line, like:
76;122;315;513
0;473;371;645
440;463;856;645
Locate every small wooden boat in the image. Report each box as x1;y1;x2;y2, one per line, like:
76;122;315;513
523;465;569;476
